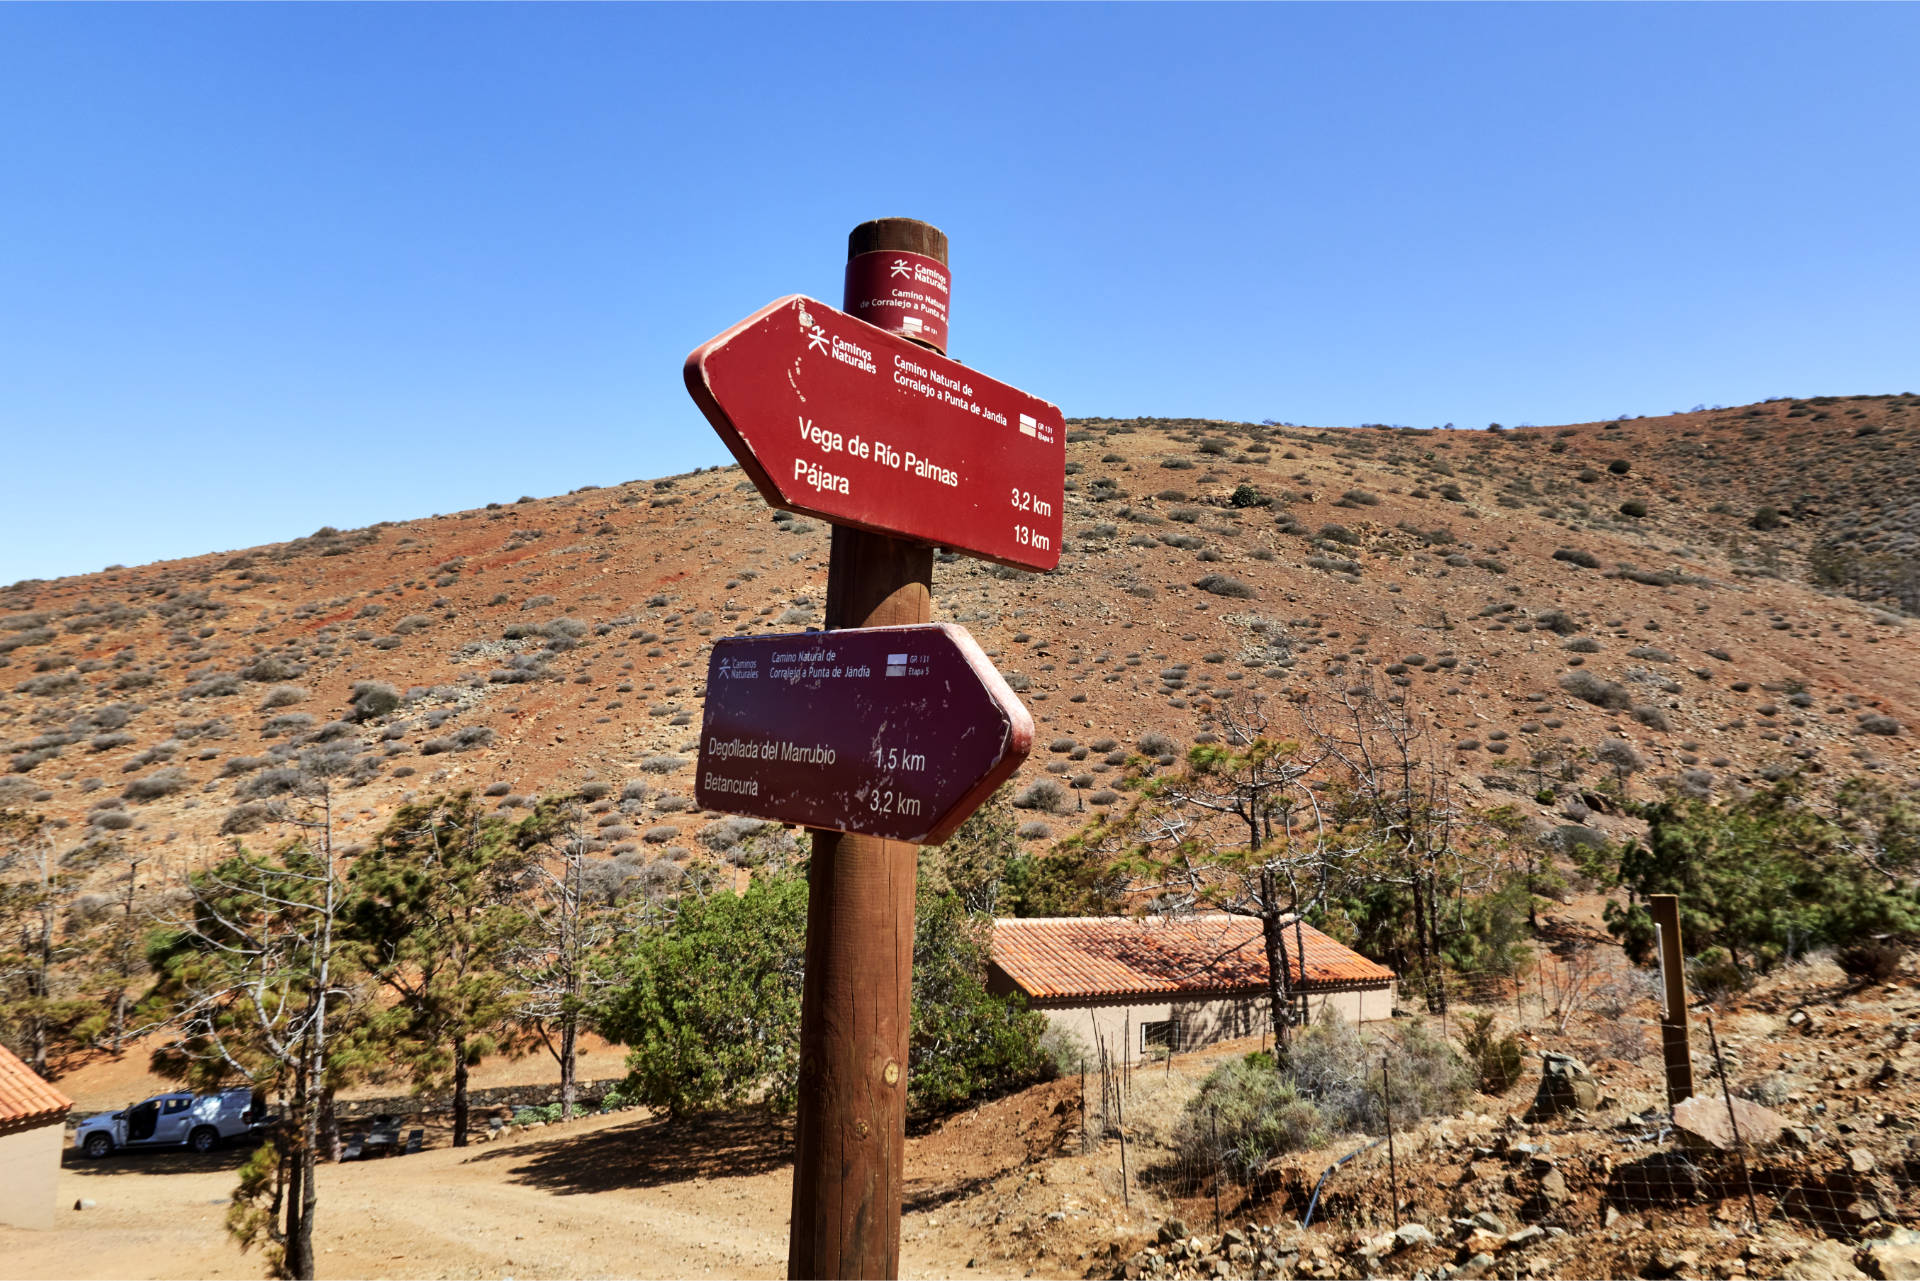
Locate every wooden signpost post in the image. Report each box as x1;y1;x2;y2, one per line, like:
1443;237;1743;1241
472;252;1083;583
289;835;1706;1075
683;218;1061;1279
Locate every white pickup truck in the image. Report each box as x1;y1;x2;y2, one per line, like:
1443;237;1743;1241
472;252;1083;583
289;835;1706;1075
74;1088;263;1158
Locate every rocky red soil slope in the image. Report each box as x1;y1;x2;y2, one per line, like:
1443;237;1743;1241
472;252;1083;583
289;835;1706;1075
3;396;1915;878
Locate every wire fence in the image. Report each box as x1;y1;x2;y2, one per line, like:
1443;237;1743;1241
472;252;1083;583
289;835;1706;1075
1066;987;1911;1265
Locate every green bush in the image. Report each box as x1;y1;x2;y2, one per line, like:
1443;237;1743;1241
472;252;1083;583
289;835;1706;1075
1000;847;1127;918
596;869;1050;1118
597;875;809;1115
908;889;1053;1114
1174;1053;1327;1182
1687;946;1744;1000
1604;775;1920;976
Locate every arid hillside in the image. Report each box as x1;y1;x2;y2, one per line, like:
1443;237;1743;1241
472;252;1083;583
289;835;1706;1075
3;395;1916;876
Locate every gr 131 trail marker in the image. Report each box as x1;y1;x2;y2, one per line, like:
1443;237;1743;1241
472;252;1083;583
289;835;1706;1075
684;295;1064;571
844;247;951;350
695;624;1033;845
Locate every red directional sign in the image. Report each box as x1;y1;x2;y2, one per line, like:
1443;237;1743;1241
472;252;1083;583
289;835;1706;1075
684;296;1064;571
695;624;1034;844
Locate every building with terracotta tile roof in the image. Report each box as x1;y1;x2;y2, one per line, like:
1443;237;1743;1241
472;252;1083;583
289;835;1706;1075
0;1042;74;1229
988;915;1396;1063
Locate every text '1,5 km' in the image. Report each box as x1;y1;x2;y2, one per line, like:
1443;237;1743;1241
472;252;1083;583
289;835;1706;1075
684;296;1066;571
695;624;1034;845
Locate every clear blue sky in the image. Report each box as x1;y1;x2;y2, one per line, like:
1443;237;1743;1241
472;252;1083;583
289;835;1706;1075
3;3;1915;586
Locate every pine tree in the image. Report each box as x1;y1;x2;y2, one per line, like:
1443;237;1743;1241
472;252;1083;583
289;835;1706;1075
0;809;106;1075
348;792;531;1146
505;793;617;1120
145;779;356;1281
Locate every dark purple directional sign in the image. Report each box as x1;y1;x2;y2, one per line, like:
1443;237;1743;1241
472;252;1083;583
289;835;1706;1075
695;624;1034;844
684;295;1064;571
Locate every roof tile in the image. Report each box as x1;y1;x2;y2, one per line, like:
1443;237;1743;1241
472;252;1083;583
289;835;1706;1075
990;914;1394;1002
0;1042;73;1129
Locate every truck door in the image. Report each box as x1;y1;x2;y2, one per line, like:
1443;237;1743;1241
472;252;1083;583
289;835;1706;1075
154;1095;195;1145
126;1099;160;1143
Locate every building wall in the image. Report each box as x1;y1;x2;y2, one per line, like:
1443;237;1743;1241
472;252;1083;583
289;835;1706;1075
1030;983;1395;1065
0;1120;63;1230
1338;981;1397;1026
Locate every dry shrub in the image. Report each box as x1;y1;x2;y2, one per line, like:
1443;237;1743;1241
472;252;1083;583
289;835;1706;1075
1562;670;1631;709
1837;942;1903;984
1193;573;1256;599
1013;779;1068;814
1590;1018;1651;1065
1462;1013;1524;1094
122;767;189;801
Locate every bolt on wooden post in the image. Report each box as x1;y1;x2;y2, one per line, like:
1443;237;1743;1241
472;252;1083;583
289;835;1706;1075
790;218;945;1281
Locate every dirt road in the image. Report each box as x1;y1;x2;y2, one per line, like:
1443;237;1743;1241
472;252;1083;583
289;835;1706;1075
0;1106;1003;1281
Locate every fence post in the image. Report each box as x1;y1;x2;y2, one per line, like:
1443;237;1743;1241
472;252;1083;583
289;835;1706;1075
1104;1039;1114;1134
1210;1106;1223;1238
1651;894;1697;1109
1382;1058;1400;1229
1117;1075;1130;1210
1704;1014;1762;1230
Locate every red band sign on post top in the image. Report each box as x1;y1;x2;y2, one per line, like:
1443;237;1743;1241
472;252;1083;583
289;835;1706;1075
844;249;950;350
684;295;1064;571
695;624;1034;845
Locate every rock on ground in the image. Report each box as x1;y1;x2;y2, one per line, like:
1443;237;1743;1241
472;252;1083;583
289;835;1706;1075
1780;1240;1869;1281
1671;1092;1787;1151
1524;1052;1598;1121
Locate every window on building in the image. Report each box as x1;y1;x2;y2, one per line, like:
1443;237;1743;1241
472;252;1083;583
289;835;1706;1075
1141;1019;1174;1055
